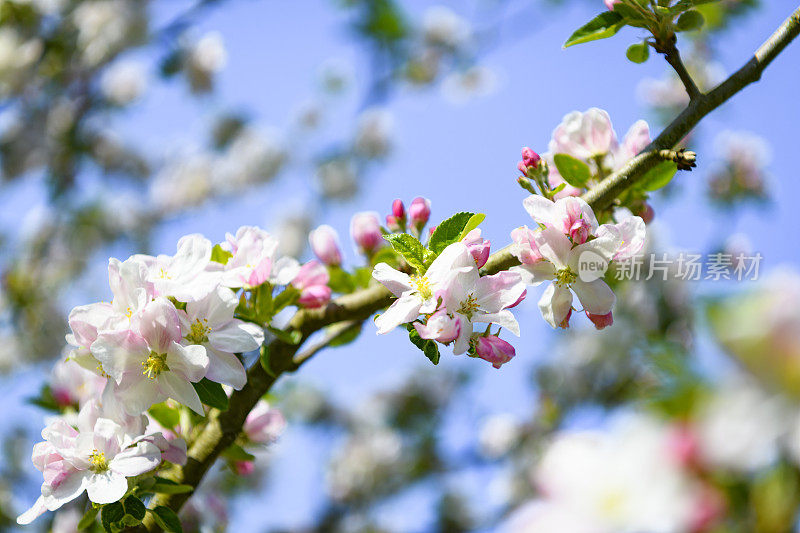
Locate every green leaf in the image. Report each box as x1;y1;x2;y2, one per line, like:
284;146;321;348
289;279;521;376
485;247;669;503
427;212;475;255
78;505;100;530
564;11;625;48
675;10;704;31
267;326;302;345
210;244;232;265
384;233;427;272
150;506;184;533
254;283;274;321
123;496;146;522
101;501;125;532
222;442;256;462
192;378;229;411
553;153;592;187
457;213;486;241
148;403;180;430
640;160;679;191
408;327;440;365
626;42;650;63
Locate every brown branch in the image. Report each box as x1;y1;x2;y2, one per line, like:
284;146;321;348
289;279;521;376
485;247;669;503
585;5;800;211
132;6;800;530
656;34;702;100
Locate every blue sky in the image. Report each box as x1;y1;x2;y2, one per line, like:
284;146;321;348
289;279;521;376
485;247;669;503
2;0;800;530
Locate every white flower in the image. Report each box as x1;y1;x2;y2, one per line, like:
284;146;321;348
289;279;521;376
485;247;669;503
179;285;264;389
220;225;299;289
135;234;219;302
17;416;161;525
92;298;209;415
372;242;475;334
514;225;620;328
442;269;525;354
190;31;227;73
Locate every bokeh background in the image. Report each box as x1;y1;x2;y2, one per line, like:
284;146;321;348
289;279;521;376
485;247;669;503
1;0;800;531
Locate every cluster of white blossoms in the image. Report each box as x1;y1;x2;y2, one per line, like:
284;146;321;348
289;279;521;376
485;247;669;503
19;226;293;525
373;235;525;369
511;195;646;329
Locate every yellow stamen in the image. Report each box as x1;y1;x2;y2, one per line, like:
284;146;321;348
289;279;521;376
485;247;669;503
554;267;577;287
411;275;433;300
186;318;211;344
89;449;109;473
142;352;169;379
458;293;479;319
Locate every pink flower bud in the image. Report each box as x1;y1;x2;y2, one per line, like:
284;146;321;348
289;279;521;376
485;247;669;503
350;212;384;254
604;0;620;10
568;218;592;244
461;229;490;268
292;260;329;290
475;336;515;369
521;147;541;169
308;225;342;266
298;284;332;308
235;461;255;476
586;311;613;330
517;161;529;175
243;400;286;444
667;424;699;467
414;310;460;344
392;198;405;219
386;214;401;232
408;197;431;231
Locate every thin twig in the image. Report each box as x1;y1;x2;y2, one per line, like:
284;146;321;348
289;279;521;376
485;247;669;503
657;35;702;100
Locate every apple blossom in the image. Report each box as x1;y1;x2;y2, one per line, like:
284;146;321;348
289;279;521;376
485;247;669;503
221;225;300;289
513;224;621;329
308;224;343;266
243;400;287;444
292;260;332;308
596;214;646;261
442;268;525;354
17;416;162;525
611;120;651;168
372;242;475;334
549;108;617;161
350;211;384;255
135;234;219;302
523;194;599;243
474;335;515;369
92;297;209;415
178;285;264;390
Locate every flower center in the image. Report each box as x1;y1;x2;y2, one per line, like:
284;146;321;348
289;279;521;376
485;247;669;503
554;267;577;287
89;449;109;473
458;293;479;319
411;275;433;300
186;318;211;344
142;351;169;379
159;267;171;280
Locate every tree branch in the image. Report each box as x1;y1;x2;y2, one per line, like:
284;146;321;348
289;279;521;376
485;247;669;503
657;35;702;100
584;5;800;212
133;6;800;530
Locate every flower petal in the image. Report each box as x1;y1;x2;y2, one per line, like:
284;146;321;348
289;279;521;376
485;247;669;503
86;471;128;504
374;294;421;334
572;279;616;315
538;284;573;329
